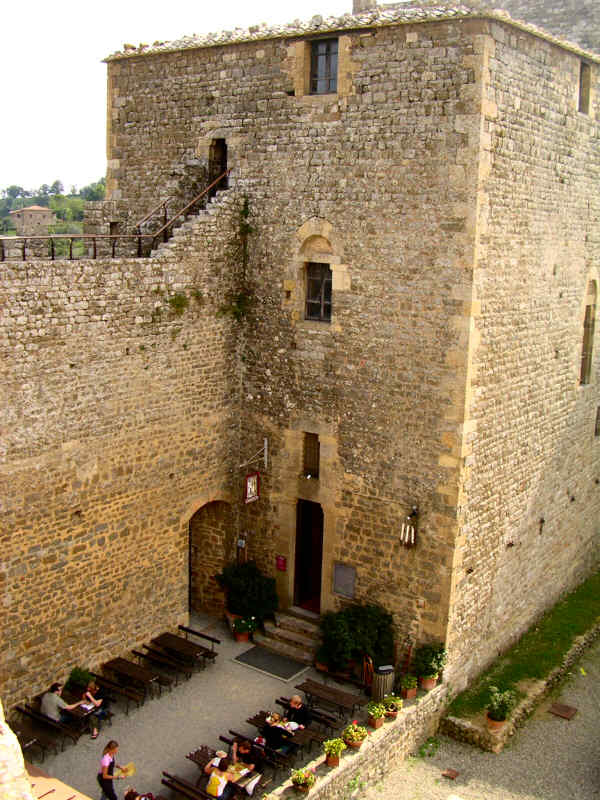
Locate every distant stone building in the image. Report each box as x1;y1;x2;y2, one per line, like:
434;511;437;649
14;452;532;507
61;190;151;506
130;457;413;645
9;205;56;235
1;2;599;712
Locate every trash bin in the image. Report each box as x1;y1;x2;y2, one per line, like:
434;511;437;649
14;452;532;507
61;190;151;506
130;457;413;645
371;665;395;701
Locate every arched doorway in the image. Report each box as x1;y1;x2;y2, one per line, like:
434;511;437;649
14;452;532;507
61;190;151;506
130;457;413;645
189;501;234;614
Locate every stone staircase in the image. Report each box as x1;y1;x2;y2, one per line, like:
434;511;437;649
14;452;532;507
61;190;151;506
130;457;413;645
254;607;321;665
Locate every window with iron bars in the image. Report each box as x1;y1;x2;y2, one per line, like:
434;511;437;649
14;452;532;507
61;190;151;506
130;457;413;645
305;262;332;322
310;38;338;95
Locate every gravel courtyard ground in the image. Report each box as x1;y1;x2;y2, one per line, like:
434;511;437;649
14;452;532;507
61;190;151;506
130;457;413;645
363;637;600;800
32;620;600;800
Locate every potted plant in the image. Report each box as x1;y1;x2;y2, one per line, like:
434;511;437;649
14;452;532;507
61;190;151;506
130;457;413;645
290;767;316;793
486;685;517;732
413;643;447;690
366;700;386;729
65;666;93;691
322;737;346;767
215;561;278;628
342;720;368;749
400;674;418;700
233;616;257;642
382;695;403;718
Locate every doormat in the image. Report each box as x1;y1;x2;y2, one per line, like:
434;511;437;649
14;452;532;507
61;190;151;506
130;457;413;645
233;646;310;682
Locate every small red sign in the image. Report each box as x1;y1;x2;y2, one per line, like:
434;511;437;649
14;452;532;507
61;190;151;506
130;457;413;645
276;555;287;571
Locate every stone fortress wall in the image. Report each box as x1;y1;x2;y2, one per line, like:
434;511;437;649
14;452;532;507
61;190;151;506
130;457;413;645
2;5;600;710
0;193;240;710
446;20;600;678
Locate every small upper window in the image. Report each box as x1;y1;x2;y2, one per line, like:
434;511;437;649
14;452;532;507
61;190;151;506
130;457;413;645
579;62;591;114
310;39;338;95
305;263;332;322
303;433;320;478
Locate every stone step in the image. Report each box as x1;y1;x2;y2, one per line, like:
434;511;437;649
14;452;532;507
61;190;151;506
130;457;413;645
274;608;321;640
253;631;315;665
264;620;317;650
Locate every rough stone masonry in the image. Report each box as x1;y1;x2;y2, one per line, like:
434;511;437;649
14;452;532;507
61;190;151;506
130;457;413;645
1;3;599;713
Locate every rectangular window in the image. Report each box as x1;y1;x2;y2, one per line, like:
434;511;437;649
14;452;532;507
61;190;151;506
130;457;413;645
580;303;595;385
595;407;600;437
303;433;320;478
579;62;591;114
310;38;338;94
305;263;332;322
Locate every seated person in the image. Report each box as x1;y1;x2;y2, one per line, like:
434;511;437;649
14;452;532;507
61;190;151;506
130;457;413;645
40;683;83;723
82;680;108;739
124;791;154;800
261;713;297;755
205;757;237;799
285;695;312;729
232;738;256;771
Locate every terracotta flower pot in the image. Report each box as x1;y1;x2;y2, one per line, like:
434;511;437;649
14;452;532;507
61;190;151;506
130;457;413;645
293;785;310;794
325;754;339;768
419;675;437;691
385;710;398;719
368;715;384;729
344;739;364;750
234;631;249;642
401;687;417;700
486;713;506;733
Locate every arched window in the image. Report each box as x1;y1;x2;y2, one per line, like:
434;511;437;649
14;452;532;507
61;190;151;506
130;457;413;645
580;280;597;385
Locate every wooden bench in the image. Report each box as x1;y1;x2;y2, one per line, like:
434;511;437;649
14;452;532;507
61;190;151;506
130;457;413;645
130;651;175;693
15;704;80;749
162;771;212;800
139;644;193;680
10;715;60;761
178;625;220;662
91;672;145;715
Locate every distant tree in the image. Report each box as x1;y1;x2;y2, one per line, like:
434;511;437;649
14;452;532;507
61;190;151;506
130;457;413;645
50;180;64;195
5;185;25;199
79;177;106;202
38;184;51;196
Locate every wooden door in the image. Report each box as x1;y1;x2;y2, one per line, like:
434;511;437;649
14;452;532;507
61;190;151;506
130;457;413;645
294;500;323;613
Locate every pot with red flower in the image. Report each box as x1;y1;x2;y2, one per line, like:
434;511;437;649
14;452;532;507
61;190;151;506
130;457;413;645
342;720;368;749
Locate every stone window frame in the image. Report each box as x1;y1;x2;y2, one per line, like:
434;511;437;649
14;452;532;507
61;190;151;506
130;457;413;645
579;279;597;386
286;35;355;101
284;218;350;332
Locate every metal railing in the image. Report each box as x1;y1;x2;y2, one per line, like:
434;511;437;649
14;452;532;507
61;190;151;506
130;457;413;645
0;169;232;263
0;234;155;262
150;170;231;251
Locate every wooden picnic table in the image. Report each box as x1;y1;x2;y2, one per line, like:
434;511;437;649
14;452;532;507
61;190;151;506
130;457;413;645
295;678;366;716
103;657;160;697
152;632;214;668
186;746;263;794
246;710;324;752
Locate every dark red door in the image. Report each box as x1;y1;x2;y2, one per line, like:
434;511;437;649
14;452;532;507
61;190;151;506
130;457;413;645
294;500;323;613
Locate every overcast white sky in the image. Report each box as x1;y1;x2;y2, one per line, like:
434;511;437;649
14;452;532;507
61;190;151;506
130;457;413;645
1;0;351;192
